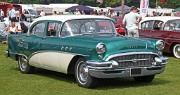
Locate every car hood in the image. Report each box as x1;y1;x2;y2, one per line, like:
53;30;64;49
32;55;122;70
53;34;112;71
65;35;155;53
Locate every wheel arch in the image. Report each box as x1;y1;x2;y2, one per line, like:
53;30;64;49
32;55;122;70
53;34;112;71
15;54;28;61
170;42;179;53
67;55;85;75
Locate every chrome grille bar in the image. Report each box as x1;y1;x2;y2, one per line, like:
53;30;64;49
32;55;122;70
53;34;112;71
109;53;157;68
118;58;150;62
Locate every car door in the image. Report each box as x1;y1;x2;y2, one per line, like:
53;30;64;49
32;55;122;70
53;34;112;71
27;21;47;68
149;20;168;40
169;20;180;40
139;20;154;38
163;19;180;48
37;21;64;72
15;21;45;57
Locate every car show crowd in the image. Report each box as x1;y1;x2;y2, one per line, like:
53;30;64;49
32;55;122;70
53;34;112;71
0;3;179;43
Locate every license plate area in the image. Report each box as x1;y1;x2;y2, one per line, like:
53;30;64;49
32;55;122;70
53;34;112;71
130;68;141;76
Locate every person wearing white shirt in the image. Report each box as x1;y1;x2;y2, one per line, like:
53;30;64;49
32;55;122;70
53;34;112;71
6;22;21;34
74;8;81;15
123;6;141;37
40;10;45;17
9;7;16;22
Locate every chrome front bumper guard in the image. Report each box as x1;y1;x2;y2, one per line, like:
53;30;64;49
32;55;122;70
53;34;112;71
86;56;168;78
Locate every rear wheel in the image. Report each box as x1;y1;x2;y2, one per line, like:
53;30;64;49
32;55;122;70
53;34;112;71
173;44;180;58
134;75;155;83
75;58;98;88
18;56;34;73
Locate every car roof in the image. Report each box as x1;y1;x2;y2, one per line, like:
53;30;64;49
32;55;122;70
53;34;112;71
141;16;180;23
33;15;111;23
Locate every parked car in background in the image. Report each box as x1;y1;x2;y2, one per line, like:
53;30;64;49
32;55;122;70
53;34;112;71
22;7;39;22
112;16;125;35
7;15;168;88
139;16;180;58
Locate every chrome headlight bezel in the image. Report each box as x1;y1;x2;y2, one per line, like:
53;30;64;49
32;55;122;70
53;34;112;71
96;43;106;54
156;40;165;50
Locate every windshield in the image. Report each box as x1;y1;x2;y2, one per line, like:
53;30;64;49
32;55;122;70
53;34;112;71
61;19;116;36
28;9;38;15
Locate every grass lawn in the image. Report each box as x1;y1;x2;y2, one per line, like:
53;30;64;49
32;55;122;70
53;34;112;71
0;44;180;95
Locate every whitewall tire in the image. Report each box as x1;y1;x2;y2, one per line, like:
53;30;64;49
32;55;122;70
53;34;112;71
173;44;180;58
75;58;97;88
18;56;34;73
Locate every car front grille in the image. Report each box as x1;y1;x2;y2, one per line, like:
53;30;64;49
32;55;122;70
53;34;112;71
109;54;156;68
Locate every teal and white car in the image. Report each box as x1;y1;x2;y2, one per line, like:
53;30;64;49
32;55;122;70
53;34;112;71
7;15;168;88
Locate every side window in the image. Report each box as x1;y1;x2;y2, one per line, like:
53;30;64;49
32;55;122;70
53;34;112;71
31;22;46;37
141;21;154;30
153;21;163;30
47;22;61;37
164;20;180;31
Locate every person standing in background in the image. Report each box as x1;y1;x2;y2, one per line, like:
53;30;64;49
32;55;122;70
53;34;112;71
9;6;16;23
74;8;81;15
15;8;20;22
21;9;27;21
123;6;142;37
0;9;4;22
40;10;45;17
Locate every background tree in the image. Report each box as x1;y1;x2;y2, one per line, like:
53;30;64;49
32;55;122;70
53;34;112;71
7;0;180;8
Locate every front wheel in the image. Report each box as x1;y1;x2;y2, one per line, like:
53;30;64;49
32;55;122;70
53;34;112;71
75;58;98;88
18;56;34;73
134;75;155;83
173;44;180;58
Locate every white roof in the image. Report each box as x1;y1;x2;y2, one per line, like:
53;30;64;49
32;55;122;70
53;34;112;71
32;15;111;23
141;16;180;23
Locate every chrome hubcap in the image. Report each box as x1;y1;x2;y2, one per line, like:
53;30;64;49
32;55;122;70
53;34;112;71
78;61;88;83
174;45;180;58
19;57;27;71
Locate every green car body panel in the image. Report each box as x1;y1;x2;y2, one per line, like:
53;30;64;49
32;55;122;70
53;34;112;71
8;34;157;61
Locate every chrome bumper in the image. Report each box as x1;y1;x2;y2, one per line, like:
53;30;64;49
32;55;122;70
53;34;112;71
86;56;168;78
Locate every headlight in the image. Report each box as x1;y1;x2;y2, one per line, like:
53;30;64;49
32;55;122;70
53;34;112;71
156;40;165;50
96;43;106;54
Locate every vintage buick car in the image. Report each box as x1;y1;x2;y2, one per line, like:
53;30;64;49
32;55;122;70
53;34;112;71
7;15;168;88
139;16;180;58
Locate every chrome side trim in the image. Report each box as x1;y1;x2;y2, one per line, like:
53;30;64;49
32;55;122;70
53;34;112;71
105;52;158;61
28;50;89;60
8;50;89;62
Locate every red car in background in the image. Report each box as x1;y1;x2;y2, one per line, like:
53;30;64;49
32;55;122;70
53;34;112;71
112;16;126;35
139;16;180;58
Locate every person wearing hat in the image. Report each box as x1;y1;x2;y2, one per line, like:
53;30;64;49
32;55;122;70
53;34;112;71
123;6;142;37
